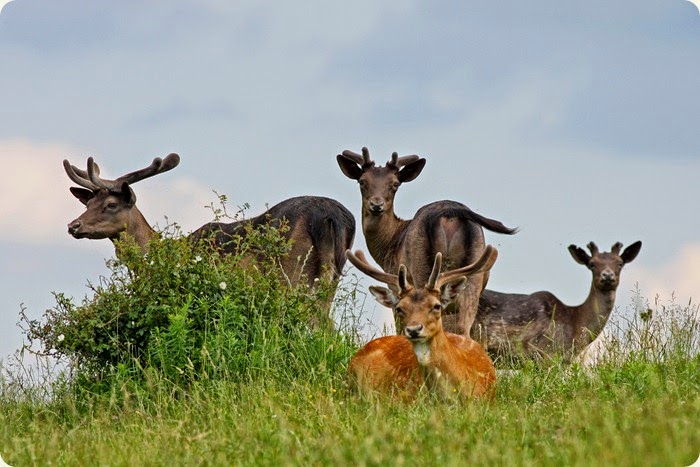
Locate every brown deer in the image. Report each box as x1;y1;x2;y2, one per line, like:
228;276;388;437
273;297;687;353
346;246;498;401
337;147;517;335
473;240;642;361
64;154;356;290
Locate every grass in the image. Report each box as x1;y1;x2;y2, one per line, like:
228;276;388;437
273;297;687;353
1;358;698;466
1;222;698;466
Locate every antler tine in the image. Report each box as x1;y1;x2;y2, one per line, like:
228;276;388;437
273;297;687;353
388;152;399;167
435;245;499;289
427;252;443;289
587;242;599;256
63;159;99;191
340;150;363;165
397;264;411;293
387;151;421;168
611;242;623;255
346;249;398;286
341;147;374;168
395;155;420;167
361;147;372;166
87;156;117;190
116;153;181;186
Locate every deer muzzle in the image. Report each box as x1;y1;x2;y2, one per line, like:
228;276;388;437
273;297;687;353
368;198;385;214
405;323;425;340
68;219;83;237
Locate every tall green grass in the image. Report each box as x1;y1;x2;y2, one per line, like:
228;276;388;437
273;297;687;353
1;222;698;466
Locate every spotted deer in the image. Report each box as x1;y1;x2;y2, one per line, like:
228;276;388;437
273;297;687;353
347;246;498;401
473;241;642;361
337;147;517;335
64;155;356;290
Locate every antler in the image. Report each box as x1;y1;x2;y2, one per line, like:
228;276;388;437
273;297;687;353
346;249;398;285
587;242;599;256
341;147;373;168
434;245;499;289
610;242;623;255
341;147;420;170
63;158;101;191
387;151;421;169
64;153;181;191
349;245;498;294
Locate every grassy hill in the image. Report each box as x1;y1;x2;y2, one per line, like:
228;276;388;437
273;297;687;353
1;226;698;466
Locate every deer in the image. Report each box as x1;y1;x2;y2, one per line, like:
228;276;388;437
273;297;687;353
64;154;356;292
473;240;642;361
346;245;498;401
337;147;517;336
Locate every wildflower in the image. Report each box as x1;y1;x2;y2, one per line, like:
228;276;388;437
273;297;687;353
57;334;65;342
194;255;203;263
219;281;227;290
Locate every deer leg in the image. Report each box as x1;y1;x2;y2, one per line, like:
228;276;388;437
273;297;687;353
453;272;484;336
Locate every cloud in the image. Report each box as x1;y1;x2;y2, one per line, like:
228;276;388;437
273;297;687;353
626;242;700;307
0;139;87;244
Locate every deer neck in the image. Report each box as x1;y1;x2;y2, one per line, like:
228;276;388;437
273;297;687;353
412;330;453;388
112;208;156;254
573;283;617;347
362;210;409;267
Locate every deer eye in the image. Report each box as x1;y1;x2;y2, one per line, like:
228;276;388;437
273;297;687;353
106;202;118;210
358;180;367;189
395;307;405;318
432;304;442;313
391;181;400;190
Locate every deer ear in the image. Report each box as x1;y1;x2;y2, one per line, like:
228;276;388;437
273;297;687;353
120;182;137;207
368;285;400;308
568;245;591;265
440;277;467;305
397;158;426;183
70;187;94;206
621;241;642;264
336;154;364;180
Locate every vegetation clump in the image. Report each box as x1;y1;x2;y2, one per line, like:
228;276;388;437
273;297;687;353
20;218;356;391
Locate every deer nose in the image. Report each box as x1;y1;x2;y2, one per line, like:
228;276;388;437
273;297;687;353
601;270;615;282
68;220;81;235
405;324;424;339
368;198;385;213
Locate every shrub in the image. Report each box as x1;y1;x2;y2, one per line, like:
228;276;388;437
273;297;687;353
20;218;356;392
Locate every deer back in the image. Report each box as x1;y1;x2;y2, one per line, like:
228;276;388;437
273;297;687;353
192;196;356;287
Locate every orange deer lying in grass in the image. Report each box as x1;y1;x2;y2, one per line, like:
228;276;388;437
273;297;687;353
337;147;517;336
64;154;356;289
347;246;498;401
473;240;642;361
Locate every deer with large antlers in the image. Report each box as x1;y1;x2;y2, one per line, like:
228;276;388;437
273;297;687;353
347;246;498;400
64;154;356;290
337;147;517;335
473;240;642;361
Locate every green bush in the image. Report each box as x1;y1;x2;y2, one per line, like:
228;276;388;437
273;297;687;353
21;219;357;392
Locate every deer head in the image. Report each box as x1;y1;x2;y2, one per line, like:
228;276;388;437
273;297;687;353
64;154;180;245
568;241;642;292
336;147;426;217
347;245;498;341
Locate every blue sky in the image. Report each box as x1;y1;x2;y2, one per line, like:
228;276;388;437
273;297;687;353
1;0;699;360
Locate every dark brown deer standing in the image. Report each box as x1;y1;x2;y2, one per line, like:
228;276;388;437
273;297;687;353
64;154;356;292
337;147;517;335
473;240;642;361
346;246;498;400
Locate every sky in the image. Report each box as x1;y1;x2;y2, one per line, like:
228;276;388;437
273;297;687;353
1;0;699;361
